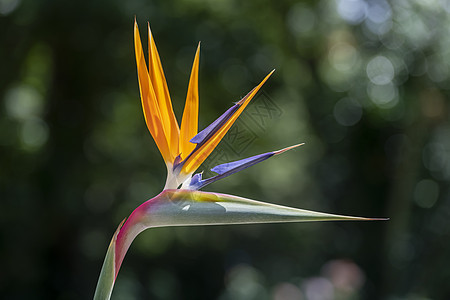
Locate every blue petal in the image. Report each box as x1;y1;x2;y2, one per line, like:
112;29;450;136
189;173;203;189
211;152;273;175
189;144;304;190
190;104;240;145
174;103;240;173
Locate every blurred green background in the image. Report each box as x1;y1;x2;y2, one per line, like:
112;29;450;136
1;0;450;299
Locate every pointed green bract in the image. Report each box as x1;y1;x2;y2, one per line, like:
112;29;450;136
94;190;384;299
134;190;381;227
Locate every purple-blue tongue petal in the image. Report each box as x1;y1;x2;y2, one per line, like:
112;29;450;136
174;100;244;173
173;103;241;173
211;152;273;175
190;104;240;145
190;143;304;190
189;173;203;187
175;87;260;174
174;104;240;174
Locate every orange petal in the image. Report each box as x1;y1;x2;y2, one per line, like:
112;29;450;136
182;70;275;174
134;20;171;163
148;23;180;161
179;43;200;160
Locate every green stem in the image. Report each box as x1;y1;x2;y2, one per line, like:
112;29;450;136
93;221;124;300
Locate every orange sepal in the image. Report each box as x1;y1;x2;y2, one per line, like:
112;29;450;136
180;43;201;160
134;20;171;163
147;23;180;161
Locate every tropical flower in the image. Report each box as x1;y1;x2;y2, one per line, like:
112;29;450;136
93;20;383;300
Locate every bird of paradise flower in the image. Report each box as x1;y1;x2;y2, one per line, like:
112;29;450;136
93;20;385;300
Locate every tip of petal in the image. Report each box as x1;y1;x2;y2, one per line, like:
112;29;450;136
273;143;305;155
147;21;152;34
235;70;275;106
339;216;390;221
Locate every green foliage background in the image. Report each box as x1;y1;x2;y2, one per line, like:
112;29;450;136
1;0;450;299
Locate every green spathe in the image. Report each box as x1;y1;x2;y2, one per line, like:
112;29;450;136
94;190;383;300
